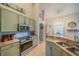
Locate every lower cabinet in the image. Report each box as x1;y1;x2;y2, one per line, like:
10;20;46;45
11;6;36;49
0;42;20;56
46;42;70;56
32;36;38;46
62;50;70;56
53;45;62;56
46;41;54;56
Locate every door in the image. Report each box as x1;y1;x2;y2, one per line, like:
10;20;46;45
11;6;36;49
39;23;44;43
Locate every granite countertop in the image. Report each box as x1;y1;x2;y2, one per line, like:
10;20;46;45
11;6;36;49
47;38;76;56
0;39;20;48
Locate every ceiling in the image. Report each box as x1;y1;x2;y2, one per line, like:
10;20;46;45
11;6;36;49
39;3;79;19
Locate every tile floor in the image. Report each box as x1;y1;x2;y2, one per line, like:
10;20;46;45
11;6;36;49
26;42;46;56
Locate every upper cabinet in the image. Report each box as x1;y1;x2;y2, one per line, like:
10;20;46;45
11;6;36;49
32;20;36;31
1;8;18;32
29;19;35;31
18;15;25;25
25;17;29;25
0;4;35;32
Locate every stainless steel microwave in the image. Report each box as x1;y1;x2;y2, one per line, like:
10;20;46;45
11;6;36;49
19;24;30;32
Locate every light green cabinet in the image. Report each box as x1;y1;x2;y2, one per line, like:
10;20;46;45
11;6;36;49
32;20;36;31
53;45;62;56
46;42;62;56
25;17;29;25
0;42;20;56
1;8;18;32
18;15;25;24
29;19;33;31
46;41;54;56
32;36;37;46
46;42;71;56
29;19;36;31
62;50;70;56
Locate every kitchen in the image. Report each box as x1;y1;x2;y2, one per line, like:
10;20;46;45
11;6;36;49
0;3;79;56
0;3;38;56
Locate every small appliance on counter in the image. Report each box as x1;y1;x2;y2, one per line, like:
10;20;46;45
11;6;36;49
30;31;35;36
0;34;14;42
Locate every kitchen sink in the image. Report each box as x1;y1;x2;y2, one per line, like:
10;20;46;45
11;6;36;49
57;42;79;55
57;42;70;48
66;47;79;55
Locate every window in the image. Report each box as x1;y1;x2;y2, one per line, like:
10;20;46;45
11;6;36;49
53;25;64;37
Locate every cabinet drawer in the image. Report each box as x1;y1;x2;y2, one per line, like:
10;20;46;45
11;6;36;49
1;42;20;50
1;45;13;50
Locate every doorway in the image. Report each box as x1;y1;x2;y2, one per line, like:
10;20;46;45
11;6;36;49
39;23;44;43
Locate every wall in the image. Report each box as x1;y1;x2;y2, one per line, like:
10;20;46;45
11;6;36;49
14;3;34;19
46;12;79;40
40;3;79;41
40;3;79;19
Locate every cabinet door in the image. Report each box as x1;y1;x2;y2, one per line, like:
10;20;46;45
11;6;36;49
53;45;62;56
25;17;29;25
1;8;18;32
46;42;54;56
62;50;70;56
32;20;36;31
1;42;20;56
32;36;37;46
19;15;25;24
29;19;35;31
29;19;32;31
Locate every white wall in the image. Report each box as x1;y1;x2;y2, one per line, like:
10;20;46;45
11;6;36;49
14;3;34;19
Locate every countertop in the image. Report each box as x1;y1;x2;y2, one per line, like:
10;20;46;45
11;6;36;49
0;39;20;48
47;37;76;56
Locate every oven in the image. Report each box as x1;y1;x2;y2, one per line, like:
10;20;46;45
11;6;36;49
13;32;33;53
